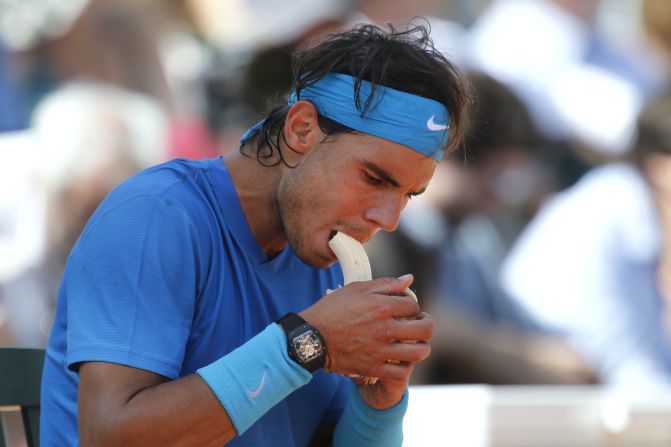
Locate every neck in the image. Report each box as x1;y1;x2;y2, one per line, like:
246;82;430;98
222;148;288;259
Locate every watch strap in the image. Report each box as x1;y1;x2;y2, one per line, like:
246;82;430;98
276;312;308;333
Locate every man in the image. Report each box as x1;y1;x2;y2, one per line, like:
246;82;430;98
501;91;671;394
40;24;470;446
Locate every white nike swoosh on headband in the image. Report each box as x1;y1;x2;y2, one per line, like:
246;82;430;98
427;115;448;131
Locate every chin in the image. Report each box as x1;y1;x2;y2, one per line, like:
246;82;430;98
313;259;335;269
307;255;335;270
294;247;334;270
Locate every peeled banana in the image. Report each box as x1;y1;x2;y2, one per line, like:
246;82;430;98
328;232;372;284
328;231;418;385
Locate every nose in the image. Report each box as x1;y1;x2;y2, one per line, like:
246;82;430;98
363;199;403;232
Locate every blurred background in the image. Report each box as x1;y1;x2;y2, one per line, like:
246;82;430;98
1;0;671;419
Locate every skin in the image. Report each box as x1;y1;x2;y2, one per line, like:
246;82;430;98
78;100;437;445
645;154;671;331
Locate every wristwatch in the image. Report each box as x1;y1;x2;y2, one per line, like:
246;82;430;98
276;312;327;372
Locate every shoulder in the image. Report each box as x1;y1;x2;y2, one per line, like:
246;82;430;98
91;157;219;226
109;157;215;204
71;158;223;258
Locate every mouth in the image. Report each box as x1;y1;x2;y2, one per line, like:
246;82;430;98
330;229;374;246
326;231;338;260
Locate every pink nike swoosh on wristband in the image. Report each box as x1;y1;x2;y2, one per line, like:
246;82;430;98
247;368;267;398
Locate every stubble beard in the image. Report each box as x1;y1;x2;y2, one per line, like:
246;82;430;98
276;173;329;269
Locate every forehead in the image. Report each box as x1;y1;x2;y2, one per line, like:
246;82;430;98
326;132;438;187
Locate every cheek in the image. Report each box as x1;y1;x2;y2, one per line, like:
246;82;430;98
289;159;370;226
315;170;365;211
335;181;373;216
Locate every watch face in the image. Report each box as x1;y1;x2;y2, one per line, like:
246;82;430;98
291;329;323;363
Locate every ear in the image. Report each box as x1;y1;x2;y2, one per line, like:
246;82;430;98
283;100;322;155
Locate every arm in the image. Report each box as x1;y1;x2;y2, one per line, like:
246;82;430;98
78;363;236;446
301;276;434;447
73;195;430;445
68;196;234;445
77;277;430;446
332;381;409;447
78;288;425;447
79;323;312;446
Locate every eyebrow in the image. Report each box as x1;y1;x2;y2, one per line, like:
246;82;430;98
363;161;427;196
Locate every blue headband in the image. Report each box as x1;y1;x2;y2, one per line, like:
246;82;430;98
240;73;450;161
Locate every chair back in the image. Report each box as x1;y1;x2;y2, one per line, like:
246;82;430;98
0;348;46;447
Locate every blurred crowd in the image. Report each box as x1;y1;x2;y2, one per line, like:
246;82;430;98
1;0;671;395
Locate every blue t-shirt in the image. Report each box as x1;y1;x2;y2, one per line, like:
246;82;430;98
40;157;348;446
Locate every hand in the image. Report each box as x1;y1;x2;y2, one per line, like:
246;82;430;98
299;276;435;409
353;311;434;409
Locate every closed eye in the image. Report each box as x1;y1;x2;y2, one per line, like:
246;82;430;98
363;171;383;186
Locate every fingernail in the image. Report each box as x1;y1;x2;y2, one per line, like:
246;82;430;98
398;274;412;281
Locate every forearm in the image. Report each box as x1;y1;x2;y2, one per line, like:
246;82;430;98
79;324;311;446
333;381;408;447
80;372;236;447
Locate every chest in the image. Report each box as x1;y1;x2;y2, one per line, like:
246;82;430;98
180;236;340;373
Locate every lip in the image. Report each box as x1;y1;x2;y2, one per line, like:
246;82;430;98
331;229;373;245
326;245;336;262
326;229;374;263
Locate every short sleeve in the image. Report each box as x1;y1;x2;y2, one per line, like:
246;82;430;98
65;196;199;379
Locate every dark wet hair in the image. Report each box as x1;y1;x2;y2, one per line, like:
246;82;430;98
243;22;472;167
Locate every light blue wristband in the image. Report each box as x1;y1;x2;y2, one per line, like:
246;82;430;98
197;323;312;434
333;381;409;446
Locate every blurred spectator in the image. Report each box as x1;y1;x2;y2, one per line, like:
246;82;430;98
430;73;553;324
357;0;447;24
3;0;174;113
501;92;671;394
463;0;658;160
1;0;221;159
186;0;354;53
368;72;597;385
0;0;366;347
642;0;671;81
0;0;190;346
0;82;168;346
188;0;357;154
0;44;29;131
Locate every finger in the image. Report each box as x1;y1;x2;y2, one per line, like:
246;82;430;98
364;275;414;295
360;338;430;369
386;341;432;364
413;311;433;321
370;360;414;383
386;318;434;342
405;312;435;329
370;294;420;319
